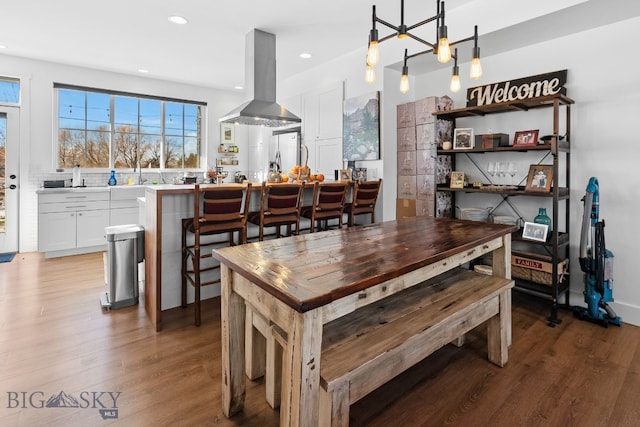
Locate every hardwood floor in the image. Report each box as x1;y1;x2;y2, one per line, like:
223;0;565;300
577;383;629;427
1;252;639;426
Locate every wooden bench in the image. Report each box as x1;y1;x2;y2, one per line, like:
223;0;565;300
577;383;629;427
315;268;513;426
246;267;513;419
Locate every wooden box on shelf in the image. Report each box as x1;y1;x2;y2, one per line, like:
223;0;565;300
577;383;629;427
476;133;509;149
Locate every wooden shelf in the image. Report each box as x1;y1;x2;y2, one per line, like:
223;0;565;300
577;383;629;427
512;230;570;248
436;185;569;199
433;93;574;120
437;141;570;155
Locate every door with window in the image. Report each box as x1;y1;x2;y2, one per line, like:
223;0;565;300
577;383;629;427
0;106;19;253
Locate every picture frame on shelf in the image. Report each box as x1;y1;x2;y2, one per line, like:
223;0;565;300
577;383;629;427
522;221;549;242
513;129;539;147
453;128;474;150
450;171;465;189
525;164;553;192
339;169;352;181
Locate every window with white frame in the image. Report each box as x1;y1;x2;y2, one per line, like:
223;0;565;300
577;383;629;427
55;84;205;169
0;77;20;104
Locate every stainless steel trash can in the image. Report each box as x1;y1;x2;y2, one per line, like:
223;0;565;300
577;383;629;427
101;224;144;309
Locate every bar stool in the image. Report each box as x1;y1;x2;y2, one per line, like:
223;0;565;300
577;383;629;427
247;181;305;241
300;181;349;232
344;178;382;227
181;183;251;326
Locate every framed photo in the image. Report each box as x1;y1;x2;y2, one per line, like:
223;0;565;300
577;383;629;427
525;164;553;192
450;171;465;189
513;129;539;147
339;169;352;181
453;128;474;150
353;168;367;181
522;221;549;242
221;124;234;143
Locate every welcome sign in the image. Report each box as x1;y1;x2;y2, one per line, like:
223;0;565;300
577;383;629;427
466;70;567;107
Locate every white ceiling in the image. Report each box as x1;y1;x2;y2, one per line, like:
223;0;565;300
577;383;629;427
1;0;638;92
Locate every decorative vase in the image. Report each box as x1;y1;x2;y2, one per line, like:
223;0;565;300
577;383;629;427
534;207;551;238
108;170;117;186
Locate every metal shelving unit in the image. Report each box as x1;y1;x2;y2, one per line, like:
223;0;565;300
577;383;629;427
434;93;573;326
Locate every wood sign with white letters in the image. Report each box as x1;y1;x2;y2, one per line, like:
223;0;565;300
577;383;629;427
466;70;567;107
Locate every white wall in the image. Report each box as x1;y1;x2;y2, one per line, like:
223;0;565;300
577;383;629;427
5;12;640;325
413;17;640;325
0;54;244;252
278;16;640;325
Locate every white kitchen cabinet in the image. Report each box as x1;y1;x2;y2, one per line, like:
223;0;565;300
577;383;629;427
77;209;110;247
38;211;77;252
301;82;344;173
109;186;146;226
38;190;110;256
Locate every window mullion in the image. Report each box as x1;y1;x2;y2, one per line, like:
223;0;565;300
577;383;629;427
109;95;115;169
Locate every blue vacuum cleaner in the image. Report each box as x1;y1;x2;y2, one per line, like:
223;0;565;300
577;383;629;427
573;177;621;326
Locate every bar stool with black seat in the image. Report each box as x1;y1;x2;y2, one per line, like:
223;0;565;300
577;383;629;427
181;183;251;326
344;178;382;227
247;181;305;241
300;181;349;232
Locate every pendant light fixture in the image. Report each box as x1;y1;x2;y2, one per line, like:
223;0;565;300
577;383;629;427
400;49;410;93
365;0;483;93
450;48;461;93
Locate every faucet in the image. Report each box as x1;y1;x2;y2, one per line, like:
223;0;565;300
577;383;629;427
137;160;143;185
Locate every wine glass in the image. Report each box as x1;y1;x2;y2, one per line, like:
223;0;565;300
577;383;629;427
497;162;507;185
486;162;496;184
507;162;517;186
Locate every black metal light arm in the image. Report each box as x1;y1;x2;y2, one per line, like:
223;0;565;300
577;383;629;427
366;0;481;90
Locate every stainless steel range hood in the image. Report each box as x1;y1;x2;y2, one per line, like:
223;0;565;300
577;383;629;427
219;29;301;127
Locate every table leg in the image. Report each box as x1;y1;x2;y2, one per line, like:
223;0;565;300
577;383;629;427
492;234;512;346
280;309;323;427
487;289;510;367
221;265;246;416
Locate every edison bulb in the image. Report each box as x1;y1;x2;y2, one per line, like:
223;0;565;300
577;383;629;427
365;64;376;84
470;57;483;80
437;38;451;63
367;41;379;66
450;74;461;92
400;74;410;94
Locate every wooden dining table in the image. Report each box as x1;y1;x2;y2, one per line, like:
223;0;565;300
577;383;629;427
213;215;515;426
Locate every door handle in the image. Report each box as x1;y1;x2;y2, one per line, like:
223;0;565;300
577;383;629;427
9;174;16;180
9;184;17;190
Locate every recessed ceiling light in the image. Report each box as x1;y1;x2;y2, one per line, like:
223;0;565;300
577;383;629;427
168;15;188;25
299;52;312;59
234;85;244;90
138;69;149;74
0;44;6;49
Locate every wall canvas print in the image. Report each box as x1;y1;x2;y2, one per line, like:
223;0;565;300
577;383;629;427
343;91;380;161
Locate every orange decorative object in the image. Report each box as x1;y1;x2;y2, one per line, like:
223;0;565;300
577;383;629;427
308;174;315;182
281;174;289;182
316;173;325;182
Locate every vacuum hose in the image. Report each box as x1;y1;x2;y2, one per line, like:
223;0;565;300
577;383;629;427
600;301;618;320
595;221;606;295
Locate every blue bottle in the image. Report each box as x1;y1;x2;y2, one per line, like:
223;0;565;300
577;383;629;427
534;207;551;239
108;170;117;186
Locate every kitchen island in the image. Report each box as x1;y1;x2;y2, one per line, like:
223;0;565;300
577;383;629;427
143;181;348;331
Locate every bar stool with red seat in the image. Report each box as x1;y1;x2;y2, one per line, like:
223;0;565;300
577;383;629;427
344;178;382;227
181;183;251;326
300;181;349;232
247;181;305;241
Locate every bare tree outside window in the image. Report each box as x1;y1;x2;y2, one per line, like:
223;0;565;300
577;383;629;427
56;87;204;170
